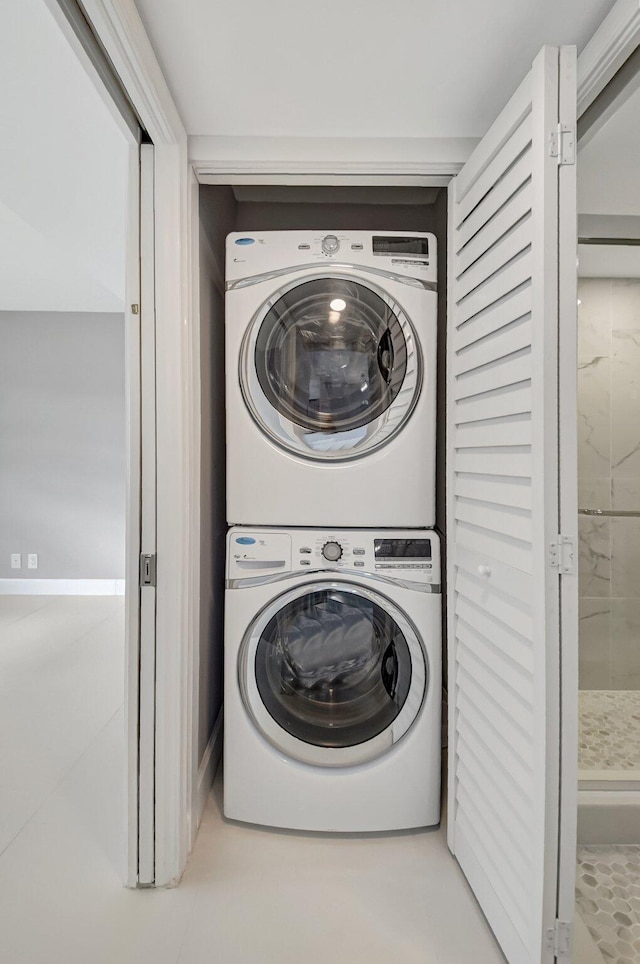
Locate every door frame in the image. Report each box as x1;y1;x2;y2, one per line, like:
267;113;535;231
59;0;640;891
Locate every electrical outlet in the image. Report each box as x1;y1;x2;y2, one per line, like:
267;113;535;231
27;554;38;570
11;553;21;569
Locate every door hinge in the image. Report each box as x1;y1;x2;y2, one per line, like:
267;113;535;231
131;303;139;314
139;553;156;587
549;124;575;165
545;919;572;958
549;535;576;574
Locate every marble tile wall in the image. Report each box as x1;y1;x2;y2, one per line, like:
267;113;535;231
578;278;640;690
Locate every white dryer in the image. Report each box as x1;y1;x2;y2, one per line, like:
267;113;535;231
224;526;442;832
225;231;437;527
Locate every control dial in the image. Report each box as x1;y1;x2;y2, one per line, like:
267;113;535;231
322;541;343;562
321;234;340;255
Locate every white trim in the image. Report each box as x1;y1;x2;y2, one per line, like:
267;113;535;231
123;143;142;889
195;709;223;828
0;579;125;595
80;0;195;888
189;135;477;186
137;143;157;886
577;0;640;116
79;0;184;144
186;166;203;852
556;45;579;964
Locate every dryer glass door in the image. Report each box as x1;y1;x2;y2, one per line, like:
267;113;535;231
243;277;421;460
253;585;414;749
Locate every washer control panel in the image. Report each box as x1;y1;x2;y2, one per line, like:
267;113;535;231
227;528;440;585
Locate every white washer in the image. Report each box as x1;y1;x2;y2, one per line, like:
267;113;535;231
224;527;442;832
225;231;437;527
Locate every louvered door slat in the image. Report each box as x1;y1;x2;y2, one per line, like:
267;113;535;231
455;573;534;646
456;220;532;300
455;316;531;374
455;414;533;448
456;698;533;812
456;805;530;941
447;44;576;964
457;756;531;857
456;285;531;348
455;785;531;907
457;252;532;324
457;152;532;248
455;498;532;542
455;382;532;422
456;83;532;218
454;450;531;481
454;474;531;509
456;709;533;804
455;350;531;398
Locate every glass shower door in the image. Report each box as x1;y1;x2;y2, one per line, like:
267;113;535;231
577;269;640;778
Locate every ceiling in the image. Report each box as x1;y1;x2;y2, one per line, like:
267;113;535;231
134;0;614;139
0;0;129;313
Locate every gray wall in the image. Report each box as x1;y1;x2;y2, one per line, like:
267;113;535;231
234;199;437;233
0;311;125;579
198;187;236;762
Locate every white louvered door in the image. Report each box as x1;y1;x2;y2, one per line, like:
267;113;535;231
447;46;577;964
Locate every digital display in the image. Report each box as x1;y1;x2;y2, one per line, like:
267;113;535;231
374;539;431;559
372;236;429;257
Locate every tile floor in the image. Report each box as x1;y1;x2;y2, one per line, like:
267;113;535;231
0;595;505;964
576;846;640;964
579;690;640;771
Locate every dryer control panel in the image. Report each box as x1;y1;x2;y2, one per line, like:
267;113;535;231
227;527;441;587
226;230;437;286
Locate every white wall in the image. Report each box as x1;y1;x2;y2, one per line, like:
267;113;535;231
0;312;125;581
0;0;128;313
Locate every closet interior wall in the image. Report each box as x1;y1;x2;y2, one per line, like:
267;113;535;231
197;183;448;776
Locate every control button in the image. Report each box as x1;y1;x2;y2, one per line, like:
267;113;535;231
351;243;363;250
298;243;311;250
352;548;365;555
322;541;343;562
321;234;340;255
300;560;311;566
299;547;312;554
353;561;365;567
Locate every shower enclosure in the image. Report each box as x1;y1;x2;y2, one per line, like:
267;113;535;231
577;268;640;833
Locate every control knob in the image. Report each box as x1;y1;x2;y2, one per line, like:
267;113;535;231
322;541;343;562
321;234;340;255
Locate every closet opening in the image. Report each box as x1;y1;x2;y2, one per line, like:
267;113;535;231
195;183;449;809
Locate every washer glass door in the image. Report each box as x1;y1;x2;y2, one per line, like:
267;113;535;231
242;582;427;765
242;277;421;460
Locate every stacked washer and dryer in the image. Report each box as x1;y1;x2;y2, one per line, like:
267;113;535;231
223;230;441;832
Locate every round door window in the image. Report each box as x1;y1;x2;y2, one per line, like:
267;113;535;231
240;276;421;460
254;586;414;749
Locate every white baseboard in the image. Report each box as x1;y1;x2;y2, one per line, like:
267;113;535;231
196;707;223;829
0;579;125;596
